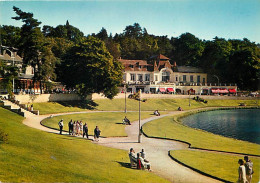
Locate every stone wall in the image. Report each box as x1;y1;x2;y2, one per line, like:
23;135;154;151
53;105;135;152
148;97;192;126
14;93;257;104
14;94;87;104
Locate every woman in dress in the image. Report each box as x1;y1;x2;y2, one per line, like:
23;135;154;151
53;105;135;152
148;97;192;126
79;121;83;135
238;159;247;183
73;121;76;136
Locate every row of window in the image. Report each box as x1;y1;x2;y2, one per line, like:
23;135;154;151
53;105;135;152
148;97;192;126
128;73;205;83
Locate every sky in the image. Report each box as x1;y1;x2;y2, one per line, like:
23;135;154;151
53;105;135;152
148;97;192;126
0;0;260;43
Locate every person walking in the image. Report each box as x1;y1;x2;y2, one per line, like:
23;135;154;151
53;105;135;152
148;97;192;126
83;123;89;139
244;156;254;183
79;121;83;136
94;126;101;142
68;119;73;135
237;159;247;183
73;121;76;136
76;121;80;136
58;119;64;135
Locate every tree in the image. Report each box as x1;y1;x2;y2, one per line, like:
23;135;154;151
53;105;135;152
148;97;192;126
0;60;19;95
0;25;21;47
60;36;122;99
173;33;205;66
96;27;108;41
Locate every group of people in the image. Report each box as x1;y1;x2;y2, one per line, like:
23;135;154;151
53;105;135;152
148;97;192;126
123;116;131;125
129;148;151;171
153;110;160;116
178;106;183;111
237;156;254;183
58;119;101;141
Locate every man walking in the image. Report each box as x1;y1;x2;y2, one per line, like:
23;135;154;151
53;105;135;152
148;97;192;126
83;123;89;139
58;119;64;135
244;156;254;183
68;119;73;135
94;126;101;141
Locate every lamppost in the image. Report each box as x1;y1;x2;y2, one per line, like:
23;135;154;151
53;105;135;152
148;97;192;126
213;75;220;95
138;89;141;143
124;84;127;113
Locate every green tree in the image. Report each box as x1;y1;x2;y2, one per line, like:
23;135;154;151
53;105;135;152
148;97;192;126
173;33;205;66
0;60;19;95
60;36;122;99
0;25;21;47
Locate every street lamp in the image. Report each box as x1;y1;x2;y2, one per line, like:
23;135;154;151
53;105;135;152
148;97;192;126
138;89;141;143
124;84;127;113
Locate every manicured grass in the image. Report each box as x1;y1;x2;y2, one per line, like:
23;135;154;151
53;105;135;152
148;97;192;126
33;98;259;114
170;150;259;183
0;107;169;182
142;115;260;155
42;112;155;137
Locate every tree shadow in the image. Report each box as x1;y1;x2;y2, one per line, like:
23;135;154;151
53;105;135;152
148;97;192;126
56;100;98;110
116;161;131;169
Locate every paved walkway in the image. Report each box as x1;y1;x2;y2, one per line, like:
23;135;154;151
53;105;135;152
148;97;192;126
23;111;222;183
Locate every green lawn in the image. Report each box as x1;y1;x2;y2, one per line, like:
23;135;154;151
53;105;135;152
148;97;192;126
0;107;169;182
41;112;155;137
142;115;260;155
170;150;259;183
33;98;259;114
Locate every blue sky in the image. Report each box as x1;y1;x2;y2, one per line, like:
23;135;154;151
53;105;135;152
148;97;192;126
1;0;259;43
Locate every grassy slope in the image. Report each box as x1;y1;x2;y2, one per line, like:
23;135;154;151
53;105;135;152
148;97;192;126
33;98;259;114
142;115;260;155
42;112;155;137
170;150;259;183
0;108;168;182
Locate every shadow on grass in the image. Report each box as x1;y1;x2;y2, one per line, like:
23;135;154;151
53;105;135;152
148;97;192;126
56;100;98;110
116;161;131;168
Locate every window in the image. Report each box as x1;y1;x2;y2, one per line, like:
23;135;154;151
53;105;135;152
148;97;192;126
203;78;205;83
162;70;170;82
183;75;186;82
130;74;135;81
138;74;143;81
190;75;194;82
139;65;142;69
130;65;134;68
197;75;201;83
176;76;178;81
155;75;158;81
145;74;150;81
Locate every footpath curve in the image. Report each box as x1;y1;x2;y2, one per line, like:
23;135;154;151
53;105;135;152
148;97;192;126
23;110;222;183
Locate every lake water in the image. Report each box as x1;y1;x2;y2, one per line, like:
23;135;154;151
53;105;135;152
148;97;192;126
181;109;260;144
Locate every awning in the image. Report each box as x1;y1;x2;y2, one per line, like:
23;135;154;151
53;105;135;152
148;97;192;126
229;89;237;93
167;88;174;92
159;88;166;92
211;88;229;94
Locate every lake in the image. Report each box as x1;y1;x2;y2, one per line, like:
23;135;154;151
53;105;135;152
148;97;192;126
181;109;260;144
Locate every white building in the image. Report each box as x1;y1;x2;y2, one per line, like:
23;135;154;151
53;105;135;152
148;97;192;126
119;54;237;95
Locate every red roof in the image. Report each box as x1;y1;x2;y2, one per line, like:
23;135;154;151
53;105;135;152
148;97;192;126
229;89;237;93
158;54;169;60
159;88;166;92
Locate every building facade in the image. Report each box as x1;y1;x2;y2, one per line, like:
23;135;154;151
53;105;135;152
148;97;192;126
119;54;237;95
0;47;41;94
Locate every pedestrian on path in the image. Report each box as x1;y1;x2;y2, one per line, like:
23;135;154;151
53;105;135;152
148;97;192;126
58;119;64;135
237;159;247;183
68;119;73;135
244;156;254;183
94;126;101;141
83;122;89;139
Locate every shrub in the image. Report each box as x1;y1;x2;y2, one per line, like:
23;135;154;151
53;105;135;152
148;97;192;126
0;129;8;144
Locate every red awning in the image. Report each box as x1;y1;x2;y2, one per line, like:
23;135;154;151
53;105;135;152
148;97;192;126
211;88;229;94
159;88;166;92
229;89;236;93
167;88;174;92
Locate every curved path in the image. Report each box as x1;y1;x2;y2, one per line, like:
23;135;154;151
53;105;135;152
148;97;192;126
23;110;222;183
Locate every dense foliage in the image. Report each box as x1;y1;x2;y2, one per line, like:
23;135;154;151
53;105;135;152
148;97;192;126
0;7;259;91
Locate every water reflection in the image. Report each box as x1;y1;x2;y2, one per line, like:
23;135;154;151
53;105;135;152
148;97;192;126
181;109;260;144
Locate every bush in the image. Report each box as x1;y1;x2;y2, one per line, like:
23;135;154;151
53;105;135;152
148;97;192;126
0;129;8;144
